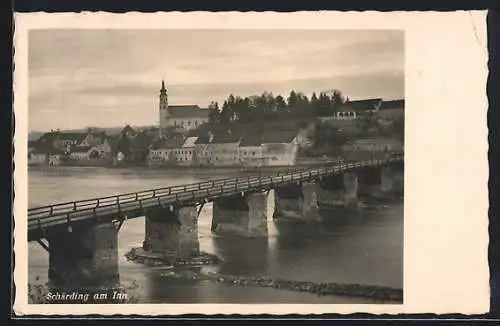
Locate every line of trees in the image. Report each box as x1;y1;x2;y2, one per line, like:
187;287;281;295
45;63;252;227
208;89;349;125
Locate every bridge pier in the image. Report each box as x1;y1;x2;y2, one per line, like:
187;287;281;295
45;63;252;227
47;222;119;288
212;192;268;237
142;205;199;262
273;182;318;221
358;166;401;200
316;172;359;209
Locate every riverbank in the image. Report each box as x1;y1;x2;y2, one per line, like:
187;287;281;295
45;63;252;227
28;161;338;174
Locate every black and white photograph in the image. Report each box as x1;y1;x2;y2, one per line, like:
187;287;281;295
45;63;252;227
25;27;405;305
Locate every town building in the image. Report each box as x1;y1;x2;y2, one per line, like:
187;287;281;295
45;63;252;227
238;132;264;167
320;98;383;121
28;140;64;165
29;150;48;165
158;80;209;134
178;136;198;166
260;129;300;166
194;133;216;166
148;137;185;166
209;131;242;167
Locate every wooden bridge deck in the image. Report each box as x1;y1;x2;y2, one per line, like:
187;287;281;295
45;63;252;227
27;154;403;241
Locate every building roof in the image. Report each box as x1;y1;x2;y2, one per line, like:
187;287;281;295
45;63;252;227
212;130;242;144
168;105;209;119
261;129;297;144
37;132;59;144
151;137;184;150
31;140;55;154
58;132;88;143
69;145;93;153
182;136;198;148
194;135;212;144
239;131;262;147
339;98;383;112
381;99;405;110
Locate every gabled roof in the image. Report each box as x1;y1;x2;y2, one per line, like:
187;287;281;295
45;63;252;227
37;132;59;144
168;105;209;119
194;135;212;145
69;145;93;153
182;136;198;148
212;130;242;144
58;132;88;143
339;98;383;112
31;141;54;154
261;129;297;144
239;131;262;147
151;137;184;150
381;99;405;110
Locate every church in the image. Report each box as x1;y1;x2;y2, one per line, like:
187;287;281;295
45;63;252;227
159;80;209;133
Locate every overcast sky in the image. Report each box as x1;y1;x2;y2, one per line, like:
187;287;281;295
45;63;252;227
28;29;404;132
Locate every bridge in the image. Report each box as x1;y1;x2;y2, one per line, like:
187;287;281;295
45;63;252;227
27;153;404;287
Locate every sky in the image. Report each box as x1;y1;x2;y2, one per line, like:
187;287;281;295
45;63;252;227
28;29;404;132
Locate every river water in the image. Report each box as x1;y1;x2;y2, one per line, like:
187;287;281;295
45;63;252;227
28;167;403;304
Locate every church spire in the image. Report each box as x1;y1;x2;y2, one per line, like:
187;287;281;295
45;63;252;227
160;79;166;94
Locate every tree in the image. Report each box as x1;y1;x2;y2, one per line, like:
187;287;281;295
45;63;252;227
219;100;231;125
208;101;220;125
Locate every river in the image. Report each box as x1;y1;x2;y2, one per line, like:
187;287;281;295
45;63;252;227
27;167;403;304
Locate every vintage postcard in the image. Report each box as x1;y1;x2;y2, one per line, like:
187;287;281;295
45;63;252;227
13;11;489;316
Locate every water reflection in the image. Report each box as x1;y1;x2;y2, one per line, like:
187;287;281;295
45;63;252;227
212;236;270;276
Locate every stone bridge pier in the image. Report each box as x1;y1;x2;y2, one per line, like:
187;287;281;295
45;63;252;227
273;182;318;221
211;191;268;237
47;221;119;288
316;172;359;209
358;165;401;199
142;205;200;262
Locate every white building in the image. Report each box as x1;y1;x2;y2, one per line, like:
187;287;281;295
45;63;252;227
238;132;264;167
324;98;383;121
260;130;300;166
178;136;198;166
148;137;186;166
158;80;209;134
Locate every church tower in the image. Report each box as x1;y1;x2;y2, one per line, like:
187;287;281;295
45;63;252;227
159;79;169;136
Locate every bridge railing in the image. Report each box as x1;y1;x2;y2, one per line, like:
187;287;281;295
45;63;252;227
27;154;404;231
27;164;321;219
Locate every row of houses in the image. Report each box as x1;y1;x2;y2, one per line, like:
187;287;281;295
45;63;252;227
28;130;115;166
27;125;307;167
147;127;306;167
